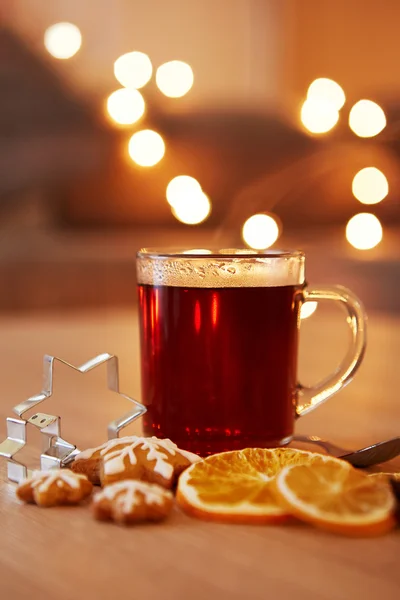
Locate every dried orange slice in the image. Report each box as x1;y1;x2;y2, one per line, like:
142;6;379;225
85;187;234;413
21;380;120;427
368;472;400;483
275;456;397;536
177;447;327;523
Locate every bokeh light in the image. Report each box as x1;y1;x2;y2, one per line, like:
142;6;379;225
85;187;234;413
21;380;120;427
300;301;318;320
346;213;383;250
166;176;202;206
242;214;280;250
172;191;211;225
352;167;388;205
349;100;386;138
128;130;165;167
106;89;145;125
156;61;194;98
44;22;82;59
114;51;153;89
307;78;345;110
300;98;339;134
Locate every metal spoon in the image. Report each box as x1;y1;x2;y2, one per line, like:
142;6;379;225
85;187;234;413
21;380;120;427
293;435;400;468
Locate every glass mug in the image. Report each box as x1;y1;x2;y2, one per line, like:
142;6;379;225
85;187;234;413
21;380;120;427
137;249;366;455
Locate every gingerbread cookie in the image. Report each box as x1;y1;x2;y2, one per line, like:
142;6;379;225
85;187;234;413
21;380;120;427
100;436;201;488
72;436;201;488
71;436;135;484
16;469;93;507
92;480;173;524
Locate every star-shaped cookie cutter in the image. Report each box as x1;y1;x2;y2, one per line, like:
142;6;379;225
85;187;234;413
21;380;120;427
0;414;76;483
0;353;146;483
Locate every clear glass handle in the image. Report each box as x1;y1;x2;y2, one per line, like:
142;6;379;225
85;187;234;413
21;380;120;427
296;285;367;417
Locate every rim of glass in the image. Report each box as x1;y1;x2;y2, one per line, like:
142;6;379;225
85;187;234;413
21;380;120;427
137;248;305;260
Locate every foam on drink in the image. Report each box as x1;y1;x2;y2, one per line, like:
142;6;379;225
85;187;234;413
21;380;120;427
137;249;305;288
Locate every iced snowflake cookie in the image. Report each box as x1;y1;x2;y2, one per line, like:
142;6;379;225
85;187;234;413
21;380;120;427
16;469;93;507
100;436;201;488
72;436;201;488
71;436;136;484
92;480;173;525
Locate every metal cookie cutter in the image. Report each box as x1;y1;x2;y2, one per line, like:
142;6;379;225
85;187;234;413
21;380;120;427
0;353;146;483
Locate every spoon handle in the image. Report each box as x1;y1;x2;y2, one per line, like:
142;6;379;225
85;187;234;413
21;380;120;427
293;435;349;457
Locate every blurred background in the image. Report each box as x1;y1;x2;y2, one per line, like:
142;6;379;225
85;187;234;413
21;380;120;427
1;0;399;313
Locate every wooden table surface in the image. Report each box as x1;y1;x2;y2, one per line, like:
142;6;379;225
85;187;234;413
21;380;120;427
0;306;399;600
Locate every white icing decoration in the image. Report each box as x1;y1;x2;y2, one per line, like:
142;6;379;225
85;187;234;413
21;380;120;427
102;436;201;480
74;436;136;461
30;469;84;493
96;481;170;514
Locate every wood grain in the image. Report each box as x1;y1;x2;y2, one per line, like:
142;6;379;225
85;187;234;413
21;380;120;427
0;307;399;600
